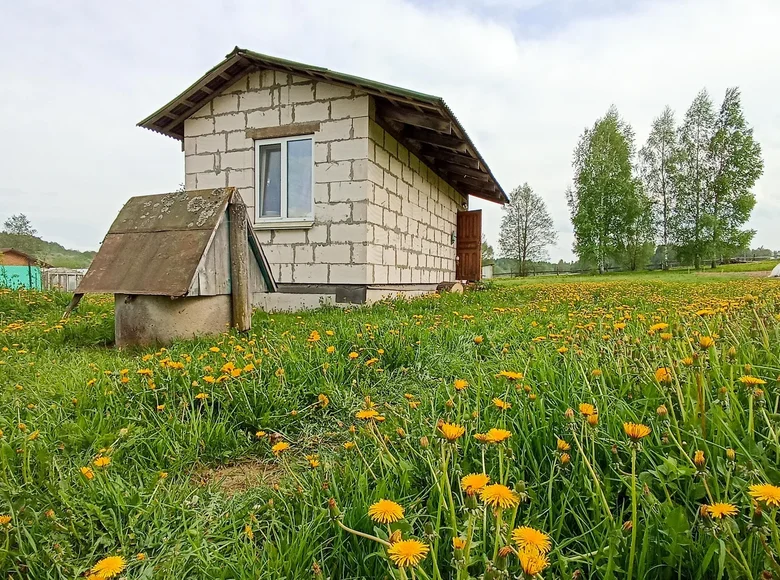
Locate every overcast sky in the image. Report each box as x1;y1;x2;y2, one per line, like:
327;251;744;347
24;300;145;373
1;0;778;261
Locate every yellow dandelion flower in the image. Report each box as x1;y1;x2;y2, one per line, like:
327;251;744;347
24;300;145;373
655;367;672;384
368;499;404;524
739;375;766;387
694;450;706;469
485;428;512;443
0;515;11;526
474;336;484;344
438;422;466;442
749;483;780;508
195;392;209;400
387;539;429;568
89;555;126;579
453;537;466;550
93;456;111;468
512;526;552;554
355;409;380;420
623;422;651;442
271;442;290;456
461;473;490;496
496;370;523;380
493;398;511;410
348;352;359;360
556;438;571;452
579;403;596;416
454;379;469;391
81;466;94;480
318;393;330;407
705;502;738;519
518;548;549;576
699;336;715;349
480;484;520;509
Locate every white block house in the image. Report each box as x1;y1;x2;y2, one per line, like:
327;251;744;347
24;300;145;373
139;48;507;308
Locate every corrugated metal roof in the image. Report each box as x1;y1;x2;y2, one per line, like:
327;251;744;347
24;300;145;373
138;48;508;204
77;188;275;296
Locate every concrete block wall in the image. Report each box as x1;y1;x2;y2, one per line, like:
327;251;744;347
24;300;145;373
365;111;464;285
183;71;371;284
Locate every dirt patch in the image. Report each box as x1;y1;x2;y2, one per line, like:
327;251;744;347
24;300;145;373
193;459;283;495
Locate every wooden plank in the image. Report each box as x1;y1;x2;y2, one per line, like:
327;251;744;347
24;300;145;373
447;173;498;189
403;127;468;153
213;218;231;294
228;194;251;331
62;293;83;318
245;122;320;140
436;163;489;181
377;103;451;134
420;148;480;170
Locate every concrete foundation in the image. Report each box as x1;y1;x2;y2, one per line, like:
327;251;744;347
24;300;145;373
115;293;232;347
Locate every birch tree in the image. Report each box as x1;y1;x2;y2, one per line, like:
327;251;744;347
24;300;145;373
567;106;637;272
640;106;678;269
499;183;557;276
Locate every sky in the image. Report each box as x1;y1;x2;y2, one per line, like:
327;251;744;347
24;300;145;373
1;0;778;262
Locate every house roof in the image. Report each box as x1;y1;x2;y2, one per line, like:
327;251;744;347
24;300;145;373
138;47;508;204
76;188;276;296
0;248;52;268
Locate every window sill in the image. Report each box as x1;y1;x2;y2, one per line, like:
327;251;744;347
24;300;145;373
254;220;314;231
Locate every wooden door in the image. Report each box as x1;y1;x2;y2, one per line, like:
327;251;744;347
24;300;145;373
456;210;482;281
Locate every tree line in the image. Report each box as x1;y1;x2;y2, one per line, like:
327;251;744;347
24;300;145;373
495;87;764;275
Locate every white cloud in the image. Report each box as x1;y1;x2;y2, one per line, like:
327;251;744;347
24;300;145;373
0;0;777;260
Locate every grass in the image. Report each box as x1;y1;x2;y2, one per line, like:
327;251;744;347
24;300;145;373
713;260;777;273
1;275;780;578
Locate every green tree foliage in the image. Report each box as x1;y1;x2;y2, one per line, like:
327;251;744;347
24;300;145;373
707;87;764;265
499;183;557;276
672;90;716;268
481;235;495;265
567;107;644;272
640;106;679;269
3;213;37;237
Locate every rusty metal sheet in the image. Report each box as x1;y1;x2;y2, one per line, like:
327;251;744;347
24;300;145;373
109;188;232;234
77;188;235;296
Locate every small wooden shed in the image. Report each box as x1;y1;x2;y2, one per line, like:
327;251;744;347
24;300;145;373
71;187;276;346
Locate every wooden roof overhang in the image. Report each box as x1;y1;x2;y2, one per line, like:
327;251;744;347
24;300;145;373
138;48;508;205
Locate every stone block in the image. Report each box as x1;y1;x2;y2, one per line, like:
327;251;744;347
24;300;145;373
254;230;272;243
351;244;367;264
331;180;368;202
196;172;227;188
185;116;215;137
367;161;384;186
315;202;351;223
384;133;399;158
227;168;253;188
247;71;262;90
331;138;368;161
289;83;315;103
331;95;369;120
184;174;196;190
373;187;389;208
184;136;197;156
314;183;329;204
195;134;227;155
278;263;293;284
315;143;329;163
329;264;368;284
215;113;246;133
397;249;408;267
351;201;368;222
384;208;397;229
387;266;401;284
373;264;388;284
306;225;327;244
331;223;369;243
294;245;314;263
368;119;384;145
212;94;239;115
316;82;354;100
273;230;307;244
352;116;369;138
220;149;253;170
400;269;412;283
240;90;274;111
316;161;351;183
263;244;294;263
375;147;390;170
315;244;351;264
247;109;280;129
367;202;383;224
293;263;328;284
294;102;330;123
383;247;396;266
185;154;214;174
227;131;253;152
280;105;293;125
351;158;369;181
318;119;352;141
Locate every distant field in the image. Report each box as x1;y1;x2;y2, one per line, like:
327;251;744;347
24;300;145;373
713;260;777;272
1;277;779;578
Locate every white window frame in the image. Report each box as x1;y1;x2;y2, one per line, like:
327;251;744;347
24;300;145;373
254;134;315;227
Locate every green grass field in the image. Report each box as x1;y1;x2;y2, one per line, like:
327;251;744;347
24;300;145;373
1;275;780;579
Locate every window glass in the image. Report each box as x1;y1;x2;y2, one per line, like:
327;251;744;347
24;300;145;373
286;138;312;218
258;144;282;218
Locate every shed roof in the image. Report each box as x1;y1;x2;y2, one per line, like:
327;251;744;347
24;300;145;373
138;47;508;204
0;248;52;268
77;188;275;296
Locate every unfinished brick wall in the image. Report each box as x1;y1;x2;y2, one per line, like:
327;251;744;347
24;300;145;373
182;73;464;288
365;115;464;285
183;71;372;285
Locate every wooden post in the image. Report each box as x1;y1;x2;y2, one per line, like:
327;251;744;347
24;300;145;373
62;293;83;318
228;193;251;332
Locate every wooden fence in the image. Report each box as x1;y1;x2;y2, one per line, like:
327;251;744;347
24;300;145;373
42;268;86;292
